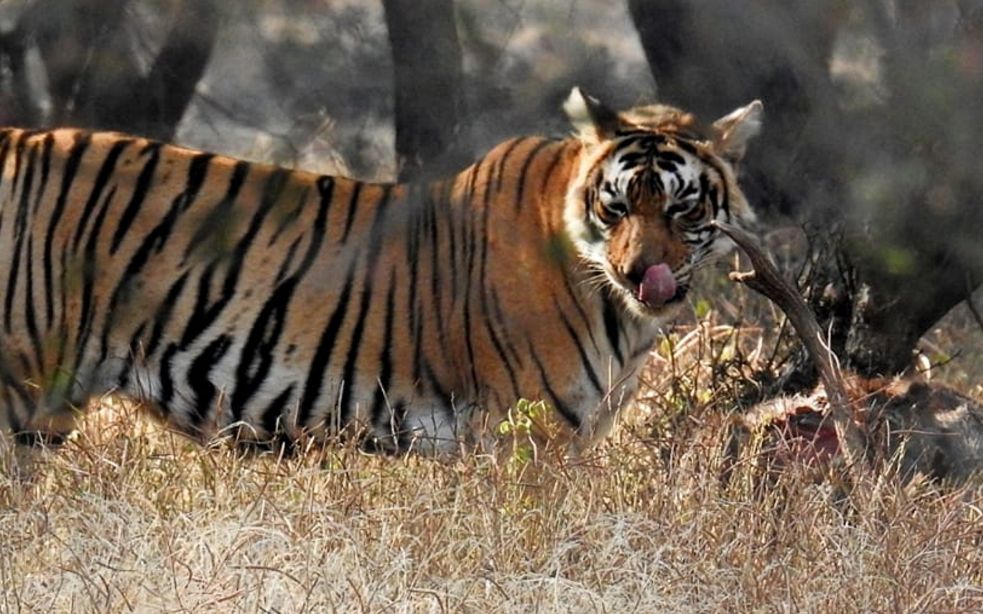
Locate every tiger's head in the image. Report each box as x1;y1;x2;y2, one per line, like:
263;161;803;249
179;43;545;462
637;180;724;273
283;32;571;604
563;87;762;319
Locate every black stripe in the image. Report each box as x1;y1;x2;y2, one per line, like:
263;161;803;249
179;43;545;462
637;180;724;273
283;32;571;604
180;168;288;346
406;185;432;388
674;181;698;200
462;163;480;204
514;138;556;211
261;385;294;439
62;138;131;354
698;172;710;204
560;273;600;354
535;141;565;198
528;342;580;430
187;334;233;429
478;293;522;403
601;291;625;366
488;288;523;365
339;182;362;243
707;183;720;217
44;132;91;328
184;265;219;346
159;343;179;408
75;184;119;369
4;136;39;333
118;322;146;388
555;299;604;394
268;186;310;247
23;234;43;372
448;168;477;312
430;186;447;314
474;151;515;394
658;150;686;166
144;272;190;359
297;263;358;429
404;185;423;339
110;142;162;255
337;186;394;424
272;237;302;285
665;202;690;217
70;139;131;253
302;178;335;269
228;177;334;418
440;180;458;300
229;278;296;418
473;143;523;396
23;136;51;370
181;160;249;263
33;133;54;216
421;359;452;405
492;137;527;194
370;268;398;430
461;160;495;396
0;339;34;428
103;153;214;361
9;130;28;197
701;157;730;218
430;185;454;358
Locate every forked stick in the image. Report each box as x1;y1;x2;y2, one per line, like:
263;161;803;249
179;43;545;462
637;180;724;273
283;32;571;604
714;221;867;471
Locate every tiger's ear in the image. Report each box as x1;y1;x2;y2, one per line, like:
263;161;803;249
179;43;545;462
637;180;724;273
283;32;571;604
564;87;621;143
712;100;763;164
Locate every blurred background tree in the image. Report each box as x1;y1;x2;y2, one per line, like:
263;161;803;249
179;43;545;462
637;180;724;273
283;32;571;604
382;0;464;181
629;0;983;385
0;0;218;140
1;0;981;391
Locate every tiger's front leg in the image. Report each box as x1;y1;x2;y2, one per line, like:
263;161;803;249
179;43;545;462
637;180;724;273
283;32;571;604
0;338;97;478
0;382;84;479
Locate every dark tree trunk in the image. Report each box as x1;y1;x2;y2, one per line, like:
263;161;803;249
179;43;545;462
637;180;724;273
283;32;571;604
628;0;983;385
132;0;221;141
20;0;220;140
0;25;40;126
29;0;138;126
382;0;465;182
626;0;840;220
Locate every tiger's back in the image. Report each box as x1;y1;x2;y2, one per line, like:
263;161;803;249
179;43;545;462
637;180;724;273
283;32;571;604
0;89;762;456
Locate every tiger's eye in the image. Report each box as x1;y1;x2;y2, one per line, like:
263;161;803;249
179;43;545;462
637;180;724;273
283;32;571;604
681;205;705;222
597;199;629;224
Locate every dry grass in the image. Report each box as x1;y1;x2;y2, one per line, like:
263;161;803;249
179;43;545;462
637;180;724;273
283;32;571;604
4;263;983;613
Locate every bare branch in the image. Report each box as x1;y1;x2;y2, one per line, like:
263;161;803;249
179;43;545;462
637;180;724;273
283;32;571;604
715;221;868;472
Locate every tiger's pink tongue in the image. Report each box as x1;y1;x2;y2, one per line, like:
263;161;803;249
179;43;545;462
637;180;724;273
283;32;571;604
637;264;677;308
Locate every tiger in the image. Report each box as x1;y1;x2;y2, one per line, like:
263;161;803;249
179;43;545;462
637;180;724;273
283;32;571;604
0;87;761;459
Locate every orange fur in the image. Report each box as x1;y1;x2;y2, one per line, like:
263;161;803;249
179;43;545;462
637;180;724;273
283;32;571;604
0;92;761;455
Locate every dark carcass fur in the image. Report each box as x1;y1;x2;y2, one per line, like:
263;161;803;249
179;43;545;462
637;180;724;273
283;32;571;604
728;376;983;485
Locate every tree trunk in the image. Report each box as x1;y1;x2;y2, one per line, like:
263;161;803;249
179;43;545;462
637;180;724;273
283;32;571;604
382;0;465;182
628;0;983;386
0;26;40;126
133;0;221;141
22;0;219;139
